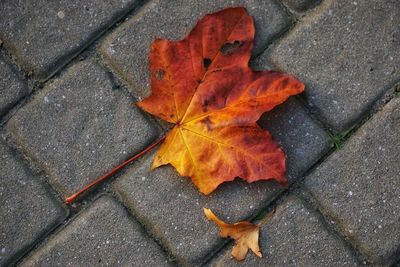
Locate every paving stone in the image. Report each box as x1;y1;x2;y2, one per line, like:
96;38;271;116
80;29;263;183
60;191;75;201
0;55;28;117
113;98;330;265
268;0;400;132
280;0;320;13
0;0;140;80
6;60;159;196
211;195;360;266
0;138;66;266
20;195;171;266
305;98;400;265
259;98;331;180
101;0;293;98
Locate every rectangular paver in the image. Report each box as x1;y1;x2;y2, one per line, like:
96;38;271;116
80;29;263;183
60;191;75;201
0;0;140;80
0;54;28;117
267;0;400;132
305;98;400;265
6;59;159;197
210;195;360;266
0;138;66;266
113;98;330;265
101;0;294;98
20;195;171;266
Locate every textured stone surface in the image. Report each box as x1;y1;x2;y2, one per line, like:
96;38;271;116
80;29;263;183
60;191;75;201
281;0;320;13
268;0;400;132
211;195;359;266
114;98;329;265
6;60;159;196
0;55;28;117
259;98;331;180
0;138;66;266
305;98;400;265
20;195;171;266
101;0;293;98
0;0;140;80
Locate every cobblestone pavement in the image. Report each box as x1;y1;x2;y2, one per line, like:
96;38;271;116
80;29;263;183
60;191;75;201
1;0;399;266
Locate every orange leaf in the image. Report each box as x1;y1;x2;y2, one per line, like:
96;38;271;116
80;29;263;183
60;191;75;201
137;7;304;194
204;208;261;261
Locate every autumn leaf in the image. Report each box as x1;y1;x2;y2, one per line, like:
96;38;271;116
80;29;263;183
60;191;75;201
137;7;304;194
204;208;261;261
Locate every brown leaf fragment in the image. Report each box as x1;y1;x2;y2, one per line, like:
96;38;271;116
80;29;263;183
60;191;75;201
204;208;261;261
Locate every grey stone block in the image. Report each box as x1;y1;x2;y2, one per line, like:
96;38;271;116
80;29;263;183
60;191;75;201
211;195;359;266
281;0;320;13
305;98;400;265
20;195;171;266
0;0;140;80
259;98;331;180
6;60;159;196
113;98;330;265
101;0;293;98
0;55;28;117
268;0;400;132
0;138;66;266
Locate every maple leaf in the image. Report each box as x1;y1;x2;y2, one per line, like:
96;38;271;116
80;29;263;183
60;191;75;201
204;208;261;261
137;7;304;194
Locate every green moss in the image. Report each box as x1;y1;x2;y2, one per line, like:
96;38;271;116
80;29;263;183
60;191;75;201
327;129;352;149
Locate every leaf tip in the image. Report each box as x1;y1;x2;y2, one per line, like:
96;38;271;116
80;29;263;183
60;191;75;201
203;208;213;220
280;178;289;188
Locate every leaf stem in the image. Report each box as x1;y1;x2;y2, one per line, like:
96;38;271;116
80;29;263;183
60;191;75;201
65;135;166;205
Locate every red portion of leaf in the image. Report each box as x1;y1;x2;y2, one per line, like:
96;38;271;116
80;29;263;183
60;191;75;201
137;7;304;194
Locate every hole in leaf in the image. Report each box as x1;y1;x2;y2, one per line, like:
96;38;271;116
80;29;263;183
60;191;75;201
155;69;165;80
220;40;242;55
203;58;212;69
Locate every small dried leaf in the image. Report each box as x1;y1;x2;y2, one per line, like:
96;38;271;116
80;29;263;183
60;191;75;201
204;208;261;261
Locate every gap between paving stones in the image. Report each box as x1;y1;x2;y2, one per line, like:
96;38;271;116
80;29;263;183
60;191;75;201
303;97;400;265
266;0;400;133
7;134;175;265
2;0;397;265
287;91;400;265
16;194;176;266
253;2;399;137
12;184;176;266
4;53;166;202
112;95;331;265
250;0;297;60
109;191;179;265
0;0;150;126
0;9;172;259
0;134;68;266
5;57;169;265
295;189;369;265
100;0;297;104
279;0;322;16
0;2;310;266
206;193;362;266
3;130;79;266
13;13;344;267
200;148;346;265
204;85;400;265
0;0;148;81
252;0;326;59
